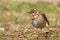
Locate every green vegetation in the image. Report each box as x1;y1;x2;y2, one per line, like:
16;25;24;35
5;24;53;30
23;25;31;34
0;1;57;13
0;1;59;26
0;1;60;40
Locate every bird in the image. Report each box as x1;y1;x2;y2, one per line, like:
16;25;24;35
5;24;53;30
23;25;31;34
28;9;49;29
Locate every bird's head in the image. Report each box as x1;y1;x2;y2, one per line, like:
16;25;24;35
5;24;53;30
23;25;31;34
28;9;38;16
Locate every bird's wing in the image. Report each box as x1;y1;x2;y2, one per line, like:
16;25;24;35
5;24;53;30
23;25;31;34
40;13;49;25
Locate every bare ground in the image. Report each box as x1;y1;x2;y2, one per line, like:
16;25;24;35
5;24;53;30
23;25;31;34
0;25;60;40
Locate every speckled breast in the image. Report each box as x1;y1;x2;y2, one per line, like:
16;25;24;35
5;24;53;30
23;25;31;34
32;14;46;29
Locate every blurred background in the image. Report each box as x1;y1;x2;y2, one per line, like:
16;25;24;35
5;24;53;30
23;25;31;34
0;0;60;40
0;0;60;26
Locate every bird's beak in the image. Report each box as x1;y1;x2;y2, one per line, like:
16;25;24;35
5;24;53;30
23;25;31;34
27;12;30;13
27;12;31;14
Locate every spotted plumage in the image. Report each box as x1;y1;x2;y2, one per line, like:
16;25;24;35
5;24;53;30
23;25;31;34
28;9;49;29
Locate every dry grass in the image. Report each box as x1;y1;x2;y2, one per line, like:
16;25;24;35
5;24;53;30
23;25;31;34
0;1;60;40
0;25;60;40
